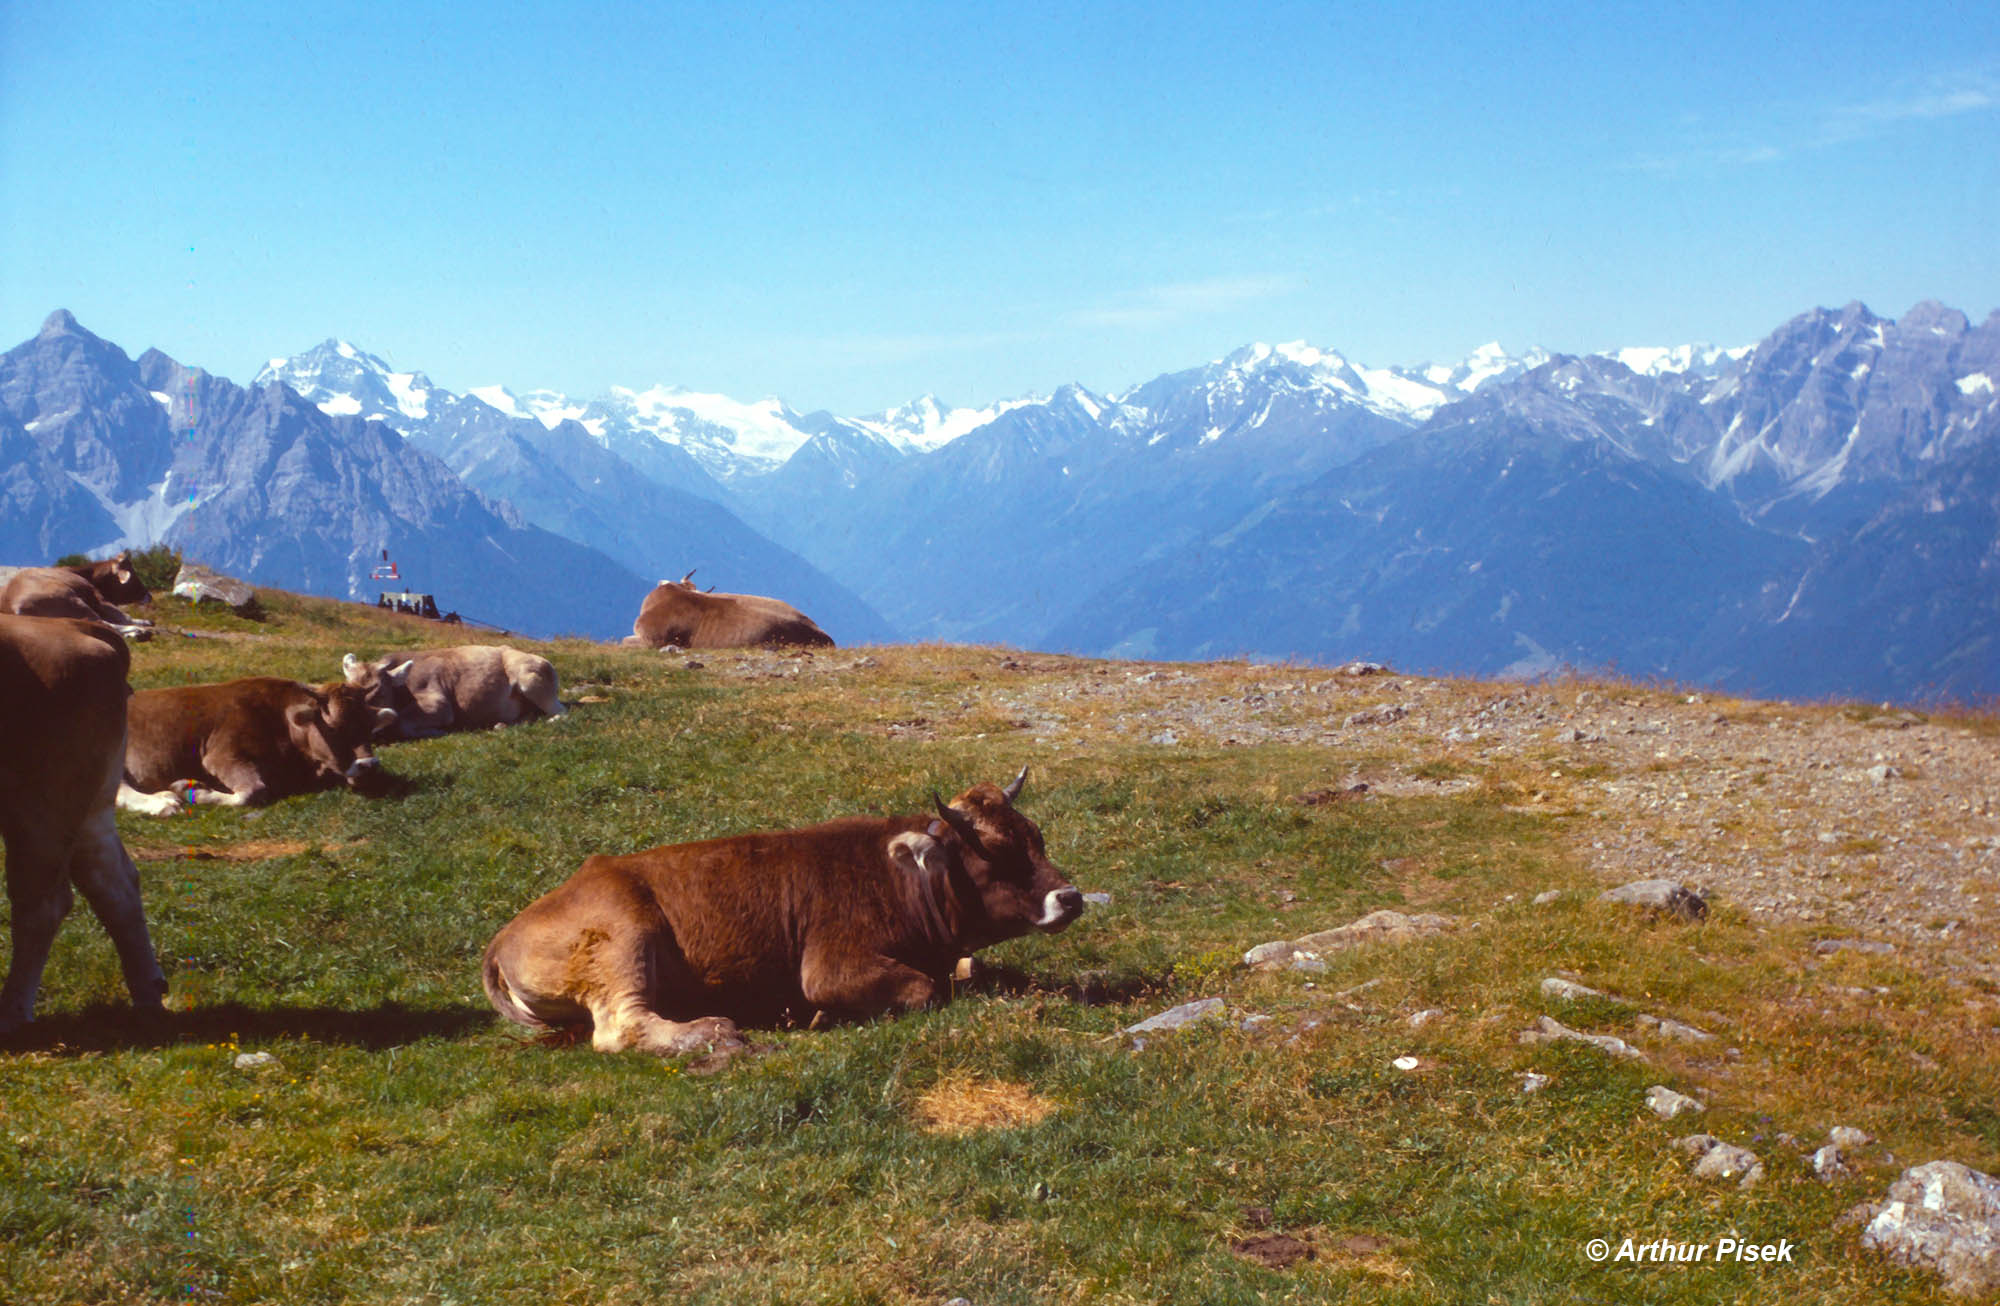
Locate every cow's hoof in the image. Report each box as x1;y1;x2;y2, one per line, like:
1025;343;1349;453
670;1016;744;1056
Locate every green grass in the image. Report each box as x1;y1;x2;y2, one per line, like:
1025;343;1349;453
0;591;1989;1302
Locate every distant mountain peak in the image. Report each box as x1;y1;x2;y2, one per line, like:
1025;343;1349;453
40;308;80;338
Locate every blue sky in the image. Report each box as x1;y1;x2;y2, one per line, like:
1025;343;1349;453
3;1;1996;414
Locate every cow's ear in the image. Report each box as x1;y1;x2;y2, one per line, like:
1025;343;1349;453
284;699;320;732
115;565;134;584
385;660;413;684
342;653;365;682
889;831;947;878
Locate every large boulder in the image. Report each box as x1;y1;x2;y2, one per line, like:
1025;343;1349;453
172;562;258;613
1860;1161;2000;1297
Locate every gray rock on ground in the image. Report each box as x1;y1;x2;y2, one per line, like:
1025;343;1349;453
172;562;258;611
1860;1161;2000;1297
1124;998;1225;1037
1599;878;1708;920
1635;1013;1716;1042
1541;976;1607;1002
1243;910;1457;971
1676;1134;1764;1187
1814;1145;1852;1181
1645;1086;1704;1119
1518;1015;1646;1061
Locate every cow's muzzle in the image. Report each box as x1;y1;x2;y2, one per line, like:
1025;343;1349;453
1034;886;1085;932
343;755;388;793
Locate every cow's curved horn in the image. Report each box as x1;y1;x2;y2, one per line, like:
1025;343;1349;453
1001;765;1028;804
931;791;980;844
680;569;696;584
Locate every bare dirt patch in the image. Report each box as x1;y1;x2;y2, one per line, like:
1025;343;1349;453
913;1076;1056;1135
1231;1232;1314;1269
127;838;367;863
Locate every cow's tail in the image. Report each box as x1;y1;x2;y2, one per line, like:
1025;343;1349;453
481;942;547;1031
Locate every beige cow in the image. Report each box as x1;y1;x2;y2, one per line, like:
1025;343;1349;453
340;645;564;740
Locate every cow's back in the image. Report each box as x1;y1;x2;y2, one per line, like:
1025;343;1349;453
0;615;130;837
0;568;100;621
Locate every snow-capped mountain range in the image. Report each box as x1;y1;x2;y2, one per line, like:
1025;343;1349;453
11;300;1998;700
259;335;1625;483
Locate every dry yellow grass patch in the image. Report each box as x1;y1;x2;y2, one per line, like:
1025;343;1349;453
913;1076;1056;1136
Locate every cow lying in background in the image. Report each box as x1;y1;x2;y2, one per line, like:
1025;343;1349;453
481;767;1084;1055
623;571;834;650
116;677;398;813
0;552;154;640
341;645;565;740
0;615;167;1031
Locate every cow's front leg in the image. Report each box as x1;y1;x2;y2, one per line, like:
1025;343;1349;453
801;951;938;1021
586;992;743;1057
179;756;268;808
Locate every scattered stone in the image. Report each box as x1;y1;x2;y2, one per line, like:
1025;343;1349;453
1866;764;1900;785
1238;1013;1273;1033
233;1051;279;1071
1541;976;1607;1002
1243;941;1296;969
1831;1126;1875;1150
1392;1056;1421;1072
172;563;259;613
1123;998;1225;1037
682;660;704;670
1338;661;1386;676
1860;1161;2000;1297
1232;1232;1314;1269
945;1298;973;1306
1598;878;1707;921
1518;1072;1551;1093
1243;910;1456;971
1635;1013;1716;1043
1814;938;1896;956
1645;1085;1704;1120
1150;730;1180;746
1407;1008;1443;1028
1533;890;1562;905
1288;952;1328;974
1344;704;1410;727
1082;891;1113;906
1814;1145;1853;1181
1677;1134;1764;1187
1519;1015;1646;1061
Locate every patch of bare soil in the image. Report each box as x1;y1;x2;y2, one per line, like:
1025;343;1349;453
128;839;367;863
1231;1232;1314;1269
914;1076;1056;1135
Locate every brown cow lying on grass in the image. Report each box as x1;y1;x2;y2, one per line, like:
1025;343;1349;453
0;552;154;641
482;768;1084;1055
116;677;399;814
0;615;167;1031
340;645;565;740
622;570;834;650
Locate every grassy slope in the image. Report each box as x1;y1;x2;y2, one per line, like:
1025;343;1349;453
1;591;1991;1304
